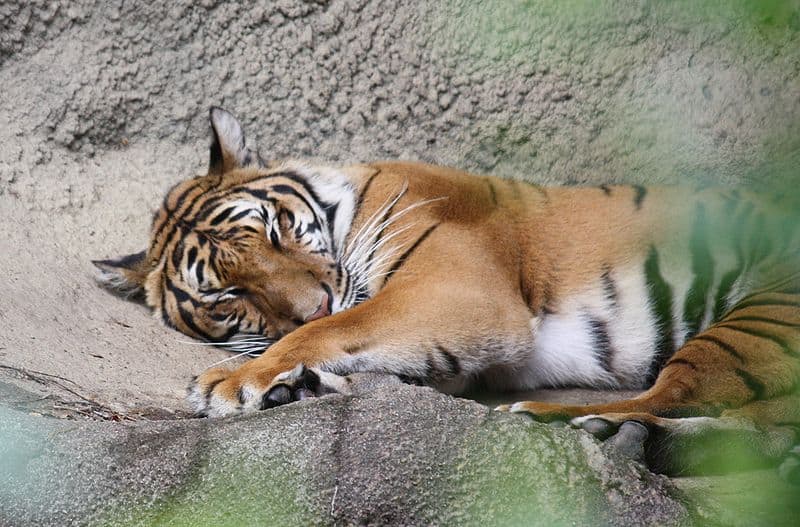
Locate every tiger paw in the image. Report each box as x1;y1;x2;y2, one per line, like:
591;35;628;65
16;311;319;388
261;364;346;408
570;414;650;462
187;363;352;418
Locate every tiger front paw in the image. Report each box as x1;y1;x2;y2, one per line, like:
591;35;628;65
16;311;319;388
187;363;351;418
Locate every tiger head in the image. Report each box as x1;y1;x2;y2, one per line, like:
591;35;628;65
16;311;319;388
94;107;365;354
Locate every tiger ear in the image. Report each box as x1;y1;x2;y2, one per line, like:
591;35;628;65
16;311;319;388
208;107;262;176
92;250;150;297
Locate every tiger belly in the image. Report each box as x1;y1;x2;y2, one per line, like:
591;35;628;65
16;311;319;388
522;263;663;390
512;242;750;391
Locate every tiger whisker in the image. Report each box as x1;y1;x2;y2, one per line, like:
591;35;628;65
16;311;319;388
341;184;407;261
206;349;263;368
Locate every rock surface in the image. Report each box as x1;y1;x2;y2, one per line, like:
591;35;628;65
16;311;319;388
1;376;688;526
1;1;799;525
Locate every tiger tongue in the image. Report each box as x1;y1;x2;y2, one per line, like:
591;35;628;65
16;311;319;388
305;294;331;322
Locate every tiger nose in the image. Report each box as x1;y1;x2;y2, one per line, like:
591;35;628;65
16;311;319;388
304;292;331;322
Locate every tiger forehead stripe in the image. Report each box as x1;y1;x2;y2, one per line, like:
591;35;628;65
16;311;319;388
151;178;219;264
159;174;312;287
152;179;266;270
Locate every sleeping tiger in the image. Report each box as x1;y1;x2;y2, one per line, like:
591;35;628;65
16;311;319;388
95;107;800;475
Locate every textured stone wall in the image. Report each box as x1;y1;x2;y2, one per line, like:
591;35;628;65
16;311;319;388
2;1;798;188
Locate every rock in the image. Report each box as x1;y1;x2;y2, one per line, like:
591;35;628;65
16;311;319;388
0;378;688;526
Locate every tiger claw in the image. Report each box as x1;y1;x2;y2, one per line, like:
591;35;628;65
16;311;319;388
261;364;325;409
570;415;650;462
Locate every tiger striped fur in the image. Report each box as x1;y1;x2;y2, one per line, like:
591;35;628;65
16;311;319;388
95;108;800;474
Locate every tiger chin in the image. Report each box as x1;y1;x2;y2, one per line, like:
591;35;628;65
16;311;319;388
95;107;800;478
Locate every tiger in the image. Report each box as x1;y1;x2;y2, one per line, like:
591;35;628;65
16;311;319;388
95;107;800;476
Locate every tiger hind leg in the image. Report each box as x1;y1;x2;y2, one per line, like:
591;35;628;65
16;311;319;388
499;296;800;476
570;405;797;476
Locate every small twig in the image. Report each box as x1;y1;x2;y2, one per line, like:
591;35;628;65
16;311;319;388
330;485;338;517
8;394;56;405
0;364;135;421
0;364;80;387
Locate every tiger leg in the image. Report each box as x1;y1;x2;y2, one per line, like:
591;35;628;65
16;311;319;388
570;401;798;475
501;293;800;473
189;273;533;417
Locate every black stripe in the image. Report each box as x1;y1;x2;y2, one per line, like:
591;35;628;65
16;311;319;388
208;311;234;322
160;277;173;329
436;345;461;377
153;176;228;264
196;260;205;285
600;265;618;309
207;244;222;279
664;358;697;370
340;272;352;307
735;295;800;311
712;268;741;321
644;246;675;385
186;247;198;269
229;208;253;223
204;378;224;400
271;184;318;216
684;204;714;338
171;239;185;271
324;202;339;254
209;206;236;226
711;202;754;320
383;224;439;285
691;334;744;362
541;280;556;314
425;353;436;381
153;181;202;245
519;274;532;310
633;186;647;209
733;368;766;400
587;315;614;372
353;289;369;305
176;301;210;340
352;170;380;224
165;277;202;308
716;323;798;357
269;229;281;250
232;187;276;204
725;315;800;329
156;209;202;267
278;171;327;207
